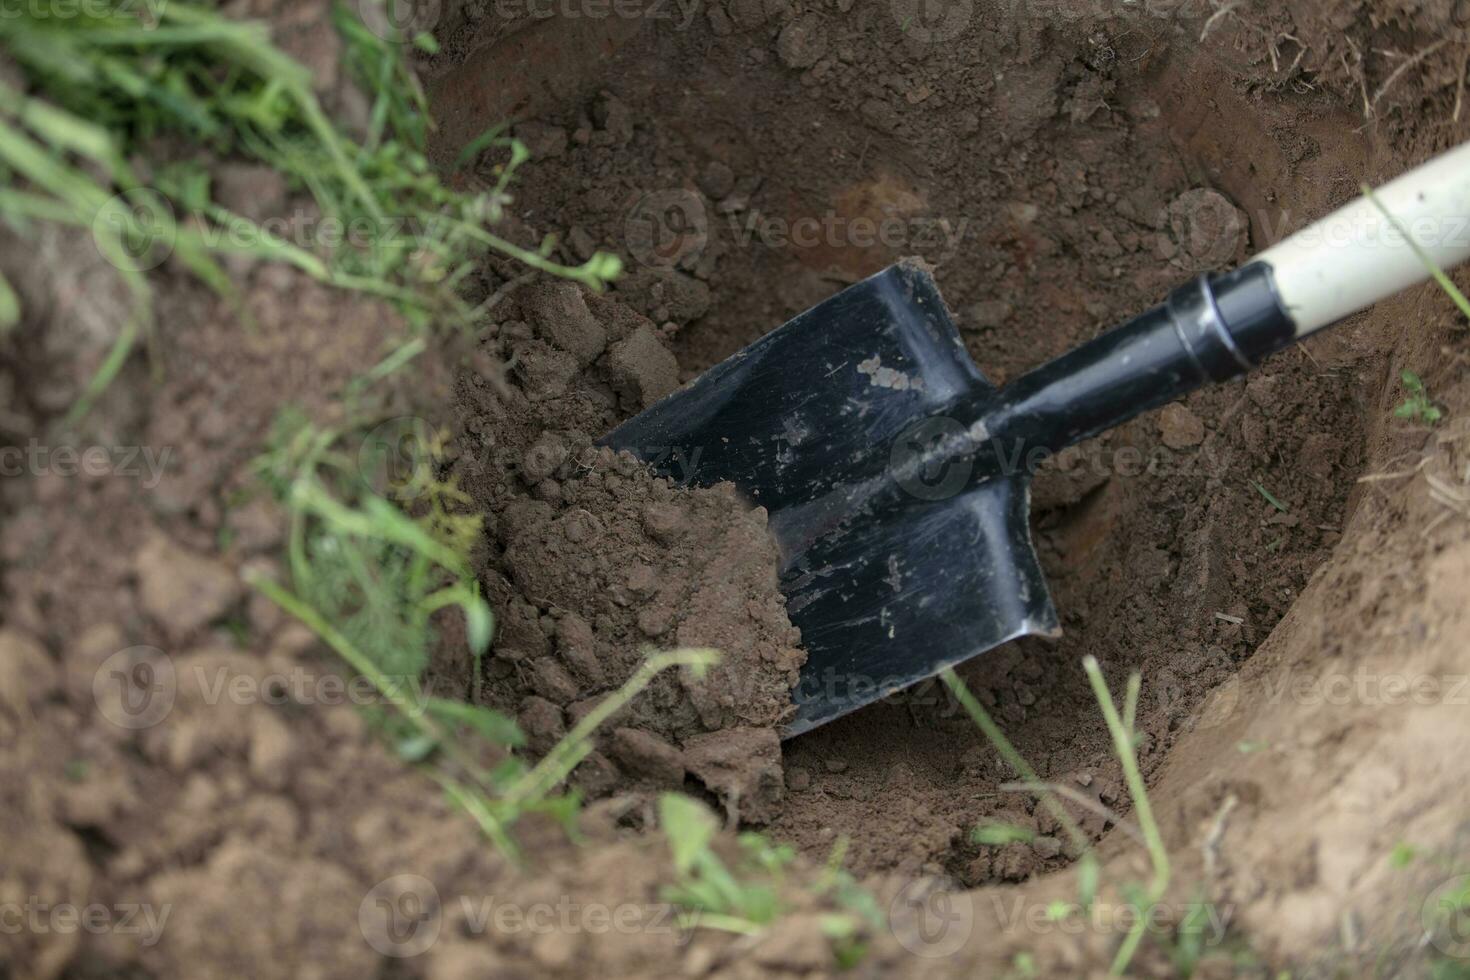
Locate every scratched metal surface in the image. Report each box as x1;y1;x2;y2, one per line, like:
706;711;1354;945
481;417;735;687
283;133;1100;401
602;263;1058;736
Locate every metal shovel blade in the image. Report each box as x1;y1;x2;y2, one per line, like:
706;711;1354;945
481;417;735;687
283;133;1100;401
601;263;1059;736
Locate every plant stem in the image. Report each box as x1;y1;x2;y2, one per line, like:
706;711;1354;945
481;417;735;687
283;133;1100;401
1082;656;1171;975
941;668;1091;858
502;649;720;810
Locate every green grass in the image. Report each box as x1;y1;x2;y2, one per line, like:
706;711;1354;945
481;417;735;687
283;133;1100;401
0;0;621;421
1252;479;1289;512
942;660;1175;977
941;668;1102;908
658;793;784;934
247;408;720;856
1362;184;1470;324
656;796;882;965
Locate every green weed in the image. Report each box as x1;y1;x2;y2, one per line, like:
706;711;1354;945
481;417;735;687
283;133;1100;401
1362;185;1470;323
1252;479;1289;512
0;1;621;420
1394;370;1443;425
941;668;1101;908
942;660;1177;977
972;822;1037;845
1389;842;1418;869
658;793;782;934
248;410;718;856
1081;655;1171;975
657;800;882;966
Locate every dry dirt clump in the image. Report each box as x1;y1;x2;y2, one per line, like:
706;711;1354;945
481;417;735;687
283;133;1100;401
447;280;805;819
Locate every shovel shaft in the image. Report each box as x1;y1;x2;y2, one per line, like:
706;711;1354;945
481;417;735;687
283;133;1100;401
980;141;1470;468
975;262;1292;467
1259;140;1470;336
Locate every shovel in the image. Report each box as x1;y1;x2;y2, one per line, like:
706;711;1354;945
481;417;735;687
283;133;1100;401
603;142;1470;737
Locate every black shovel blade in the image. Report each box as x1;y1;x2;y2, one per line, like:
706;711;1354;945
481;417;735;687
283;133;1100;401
601;263;1059;736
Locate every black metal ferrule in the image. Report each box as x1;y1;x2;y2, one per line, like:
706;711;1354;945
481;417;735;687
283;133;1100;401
974;261;1297;470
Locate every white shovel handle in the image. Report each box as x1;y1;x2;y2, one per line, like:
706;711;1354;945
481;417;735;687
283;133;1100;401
1256;141;1470;337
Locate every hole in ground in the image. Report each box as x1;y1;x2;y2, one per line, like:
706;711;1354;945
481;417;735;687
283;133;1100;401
425;5;1382;884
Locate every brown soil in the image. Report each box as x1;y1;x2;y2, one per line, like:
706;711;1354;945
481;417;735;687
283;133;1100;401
5;0;1470;976
436;0;1386;885
448;280;804;815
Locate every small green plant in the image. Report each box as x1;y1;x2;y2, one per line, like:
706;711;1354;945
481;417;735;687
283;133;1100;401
252;410;491;686
1251;479;1289;512
941;669;1101;909
972;822;1036;846
811;837;884;968
658;794;782;934
1008;951;1039;978
1389;841;1418;869
942;660;1176;977
657;800;882;966
1394;370;1443;424
1081;656;1171;976
1161;894;1224;978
